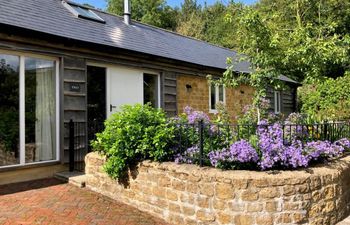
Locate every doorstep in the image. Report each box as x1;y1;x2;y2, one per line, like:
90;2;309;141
54;171;86;188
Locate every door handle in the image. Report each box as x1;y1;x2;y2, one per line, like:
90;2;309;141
110;104;117;112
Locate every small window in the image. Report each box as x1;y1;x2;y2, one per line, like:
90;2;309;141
274;91;281;114
143;74;159;108
209;83;225;112
63;1;105;23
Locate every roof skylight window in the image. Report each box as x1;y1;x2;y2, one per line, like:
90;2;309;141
63;1;105;23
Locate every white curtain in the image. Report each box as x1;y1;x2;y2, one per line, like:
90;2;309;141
35;61;56;161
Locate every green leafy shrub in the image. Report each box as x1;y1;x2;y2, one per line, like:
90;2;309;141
91;104;175;179
299;72;350;121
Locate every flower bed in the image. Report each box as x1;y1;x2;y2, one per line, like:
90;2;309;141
173;107;350;171
92;104;350;179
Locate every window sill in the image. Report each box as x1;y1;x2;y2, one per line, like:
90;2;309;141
0;160;61;173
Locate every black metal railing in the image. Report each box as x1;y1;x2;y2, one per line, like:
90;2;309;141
173;120;350;166
66;120;87;172
66;118;350;170
66;119;104;172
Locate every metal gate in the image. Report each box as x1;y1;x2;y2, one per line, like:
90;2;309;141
66;120;104;172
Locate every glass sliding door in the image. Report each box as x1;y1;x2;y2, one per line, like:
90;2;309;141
25;58;56;163
0;51;59;168
0;54;20;166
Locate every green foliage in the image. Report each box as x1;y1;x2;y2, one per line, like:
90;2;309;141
208;0;350;117
91;104;175;179
107;0;178;30
236;98;271;126
210;103;234;152
176;1;243;49
0;110;19;151
248;0;350;83
298;72;350;121
0;59;19;152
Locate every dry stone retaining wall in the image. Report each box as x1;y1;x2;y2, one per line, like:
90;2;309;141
85;152;350;225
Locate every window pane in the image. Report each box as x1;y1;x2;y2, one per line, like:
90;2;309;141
210;83;216;110
71;5;104;22
143;74;158;108
277;92;281;112
219;85;224;102
275;91;281;113
0;54;20;166
25;58;56;163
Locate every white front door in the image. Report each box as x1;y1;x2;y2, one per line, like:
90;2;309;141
106;66;143;117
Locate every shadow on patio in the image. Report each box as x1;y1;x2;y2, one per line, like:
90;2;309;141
0;178;65;195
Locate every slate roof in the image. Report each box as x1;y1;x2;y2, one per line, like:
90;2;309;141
279;75;299;84
0;0;299;84
0;0;251;71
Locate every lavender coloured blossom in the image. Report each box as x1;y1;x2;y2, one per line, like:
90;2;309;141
306;140;344;160
175;146;199;164
183;106;210;124
335;138;350;150
257;120;285;170
173;115;349;171
208;140;258;167
184;106;192;115
280;141;309;168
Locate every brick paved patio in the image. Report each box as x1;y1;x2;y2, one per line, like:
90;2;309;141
0;178;170;225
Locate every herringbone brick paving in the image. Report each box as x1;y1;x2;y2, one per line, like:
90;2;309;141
0;178;170;225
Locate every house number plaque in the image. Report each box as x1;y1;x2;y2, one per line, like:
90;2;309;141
70;83;81;92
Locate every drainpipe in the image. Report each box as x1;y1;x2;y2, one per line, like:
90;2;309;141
124;0;131;25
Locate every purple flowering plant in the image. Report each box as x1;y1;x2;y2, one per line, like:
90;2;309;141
175;146;200;164
172;106;234;163
335;138;350;150
208;140;259;169
173;106;350;171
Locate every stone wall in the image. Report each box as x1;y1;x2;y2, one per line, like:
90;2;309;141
176;75;255;120
85;152;350;225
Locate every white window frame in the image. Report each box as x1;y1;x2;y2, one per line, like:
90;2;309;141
209;84;226;113
274;90;281;114
0;50;60;168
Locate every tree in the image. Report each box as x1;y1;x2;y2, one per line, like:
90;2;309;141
253;0;350;81
210;7;282;121
107;0;178;30
211;0;350;121
176;2;244;49
175;0;203;39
